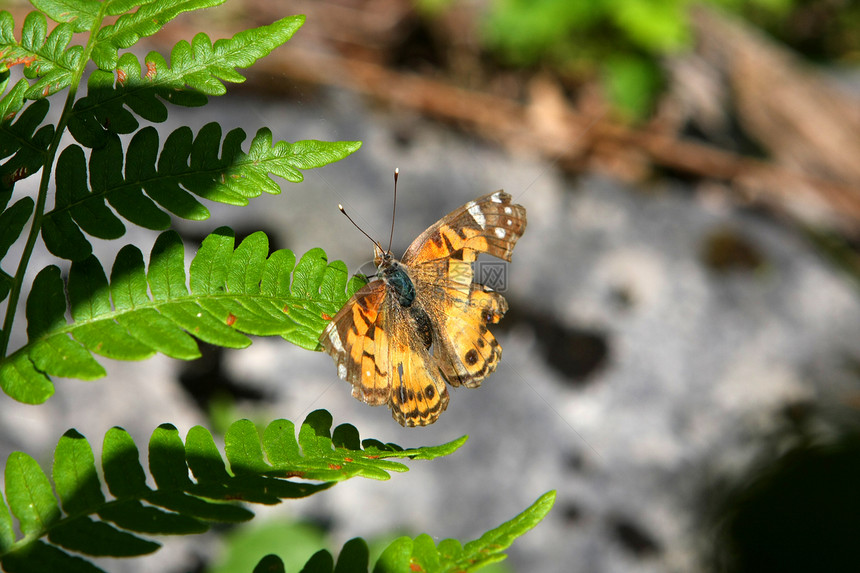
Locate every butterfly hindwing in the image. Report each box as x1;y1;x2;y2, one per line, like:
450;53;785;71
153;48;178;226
436;284;508;388
386;305;450;425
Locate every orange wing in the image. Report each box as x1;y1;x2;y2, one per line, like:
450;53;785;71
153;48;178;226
407;191;526;388
320;283;391;406
402;191;527;266
319;282;450;426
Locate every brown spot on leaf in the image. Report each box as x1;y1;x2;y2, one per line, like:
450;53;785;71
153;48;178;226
6;55;36;67
321;312;332;321
226;313;236;326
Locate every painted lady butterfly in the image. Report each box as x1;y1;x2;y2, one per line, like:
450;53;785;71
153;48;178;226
320;190;527;426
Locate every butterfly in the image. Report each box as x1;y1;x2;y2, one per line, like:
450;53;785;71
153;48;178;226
320;190;527;426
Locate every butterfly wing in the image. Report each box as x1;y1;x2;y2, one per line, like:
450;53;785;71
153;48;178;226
385;304;450;426
402;190;527;266
319;281;450;426
405;191;526;388
320;282;392;406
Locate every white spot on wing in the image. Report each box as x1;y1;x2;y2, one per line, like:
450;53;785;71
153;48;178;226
337;363;347;379
495;227;506;239
491;192;503;203
504;206;512;214
467;201;486;228
506;219;513;226
328;326;345;353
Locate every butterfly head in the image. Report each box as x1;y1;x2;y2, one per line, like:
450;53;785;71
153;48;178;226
373;243;393;268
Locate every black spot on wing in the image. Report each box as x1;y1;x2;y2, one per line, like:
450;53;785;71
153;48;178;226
465;349;479;365
442;231;456;254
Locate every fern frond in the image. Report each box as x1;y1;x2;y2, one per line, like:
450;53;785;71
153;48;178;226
253;491;555;573
41;127;361;260
0;412;465;572
0;11;82;100
70;15;306;146
0;228;368;403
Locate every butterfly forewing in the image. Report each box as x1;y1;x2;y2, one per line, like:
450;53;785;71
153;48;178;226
402;191;527;264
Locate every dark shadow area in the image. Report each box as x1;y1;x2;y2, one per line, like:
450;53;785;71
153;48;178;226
501;304;610;385
708;426;860;572
609;515;662;558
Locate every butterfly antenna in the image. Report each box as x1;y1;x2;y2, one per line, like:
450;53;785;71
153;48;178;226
338;204;384;252
387;167;399;253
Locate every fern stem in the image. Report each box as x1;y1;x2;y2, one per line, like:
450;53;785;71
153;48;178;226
0;10;110;357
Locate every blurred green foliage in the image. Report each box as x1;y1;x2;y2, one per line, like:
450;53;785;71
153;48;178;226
418;0;860;121
210;521;328;573
479;0;792;120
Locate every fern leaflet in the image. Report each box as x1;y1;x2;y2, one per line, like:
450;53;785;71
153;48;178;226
40;126;360;260
0;228;368;404
251;491;556;573
0;411;466;572
71;15;306;146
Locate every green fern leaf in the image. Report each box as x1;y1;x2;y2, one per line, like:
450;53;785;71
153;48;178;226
92;0;227;70
254;493;555;573
0;412;464;569
29;0;100;32
6;452;61;535
0;228;368;404
375;491;556;572
41;128;360;260
0;77;30;124
70;15;305;146
0;11;82;99
0;492;13;552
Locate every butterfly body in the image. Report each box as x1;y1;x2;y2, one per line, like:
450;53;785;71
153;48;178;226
320;191;527;426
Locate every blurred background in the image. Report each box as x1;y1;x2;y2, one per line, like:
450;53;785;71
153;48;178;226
2;0;860;571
